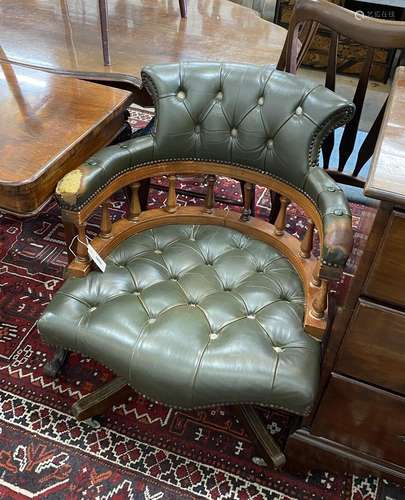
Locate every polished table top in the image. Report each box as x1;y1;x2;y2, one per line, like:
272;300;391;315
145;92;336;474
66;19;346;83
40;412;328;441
0;0;287;89
0;62;132;214
0;0;286;214
365;66;405;205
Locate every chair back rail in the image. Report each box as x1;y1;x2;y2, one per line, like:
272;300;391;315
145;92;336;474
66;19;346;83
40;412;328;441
55;62;355;338
60;161;329;339
277;0;405;184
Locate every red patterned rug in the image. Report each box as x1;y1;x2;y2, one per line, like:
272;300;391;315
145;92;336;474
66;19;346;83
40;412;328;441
0;108;403;499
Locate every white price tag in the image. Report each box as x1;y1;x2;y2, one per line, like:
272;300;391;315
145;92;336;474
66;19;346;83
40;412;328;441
87;243;107;272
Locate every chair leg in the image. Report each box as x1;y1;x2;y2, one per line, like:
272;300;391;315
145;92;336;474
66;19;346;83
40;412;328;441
179;0;187;17
269;190;281;224
234;405;286;470
43;347;70;378
250;184;256;217
139;178;151;211
72;377;133;421
240;181;256;218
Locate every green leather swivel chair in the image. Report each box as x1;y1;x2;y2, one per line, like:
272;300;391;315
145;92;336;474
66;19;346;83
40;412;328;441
38;62;354;468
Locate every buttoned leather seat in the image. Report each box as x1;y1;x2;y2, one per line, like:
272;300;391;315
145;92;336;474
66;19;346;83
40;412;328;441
40;224;319;414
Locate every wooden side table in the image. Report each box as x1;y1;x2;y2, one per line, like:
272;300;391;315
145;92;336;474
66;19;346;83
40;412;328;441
0;62;132;216
285;66;405;484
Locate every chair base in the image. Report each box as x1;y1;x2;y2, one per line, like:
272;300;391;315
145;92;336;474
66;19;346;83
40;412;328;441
72;377;133;420
70;377;286;469
43;347;69;377
234;405;286;470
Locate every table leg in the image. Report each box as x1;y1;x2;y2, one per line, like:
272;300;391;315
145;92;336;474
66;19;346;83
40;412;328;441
179;0;187;18
98;0;111;66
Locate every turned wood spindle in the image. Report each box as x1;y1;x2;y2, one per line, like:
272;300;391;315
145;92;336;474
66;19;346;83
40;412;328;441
240;182;253;222
100;200;112;238
166;175;177;213
312;279;329;319
76;222;90;263
300;220;314;258
311;260;321;287
129;182;141;220
204;175;216;214
63;219;77;264
274;196;289;236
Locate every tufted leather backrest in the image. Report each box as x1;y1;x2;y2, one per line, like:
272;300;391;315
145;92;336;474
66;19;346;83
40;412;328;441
142;62;355;192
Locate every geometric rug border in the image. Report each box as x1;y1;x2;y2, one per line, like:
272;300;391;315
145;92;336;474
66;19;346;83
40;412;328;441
0;389;295;499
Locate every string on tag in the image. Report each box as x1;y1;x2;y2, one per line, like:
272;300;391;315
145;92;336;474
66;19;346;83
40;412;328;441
68;234;88;259
68;235;107;272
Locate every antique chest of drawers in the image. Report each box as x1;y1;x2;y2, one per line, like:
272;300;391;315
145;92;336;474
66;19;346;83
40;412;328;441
285;68;405;482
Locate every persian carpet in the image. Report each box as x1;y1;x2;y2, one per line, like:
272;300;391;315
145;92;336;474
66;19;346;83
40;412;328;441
0;107;404;499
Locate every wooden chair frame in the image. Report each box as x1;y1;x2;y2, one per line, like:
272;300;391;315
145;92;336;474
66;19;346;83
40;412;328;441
46;160;346;469
61;161;332;334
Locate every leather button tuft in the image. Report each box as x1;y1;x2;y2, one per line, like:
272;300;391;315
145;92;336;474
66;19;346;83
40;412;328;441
327;186;336;192
42;222;316;413
89;306;97;312
194;125;201;133
267;139;274;148
216;91;223;101
333;209;344;216
120;144;129;149
295;106;303;115
258;96;264;105
176;90;186;100
231;128;237;137
274;346;284;353
88;160;98;166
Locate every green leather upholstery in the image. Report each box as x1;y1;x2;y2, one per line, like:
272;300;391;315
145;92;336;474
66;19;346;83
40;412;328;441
38;224;320;415
56;62;354;271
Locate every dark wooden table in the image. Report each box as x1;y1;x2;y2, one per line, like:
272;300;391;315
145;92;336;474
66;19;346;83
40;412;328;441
286;66;405;484
0;62;132;215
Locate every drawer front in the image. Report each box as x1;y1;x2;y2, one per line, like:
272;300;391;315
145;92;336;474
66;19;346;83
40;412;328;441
312;374;405;465
364;211;405;308
336;300;405;394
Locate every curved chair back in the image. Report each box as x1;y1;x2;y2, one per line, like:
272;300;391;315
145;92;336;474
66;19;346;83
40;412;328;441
141;62;353;192
277;0;405;187
55;62;355;336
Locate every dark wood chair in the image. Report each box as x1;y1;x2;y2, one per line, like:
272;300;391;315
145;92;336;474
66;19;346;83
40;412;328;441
277;0;405;190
